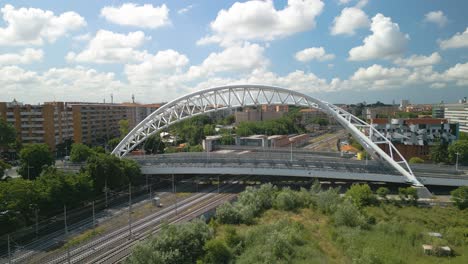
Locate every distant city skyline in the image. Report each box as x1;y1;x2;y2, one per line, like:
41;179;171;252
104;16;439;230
0;0;467;104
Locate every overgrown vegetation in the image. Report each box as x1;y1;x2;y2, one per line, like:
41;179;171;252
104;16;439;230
127;184;468;263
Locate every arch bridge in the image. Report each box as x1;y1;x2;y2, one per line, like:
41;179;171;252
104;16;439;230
112;85;423;187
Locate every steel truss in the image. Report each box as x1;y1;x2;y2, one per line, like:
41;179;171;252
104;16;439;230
112;85;423;186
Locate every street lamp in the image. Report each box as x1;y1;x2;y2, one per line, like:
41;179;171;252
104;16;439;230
455;152;460;171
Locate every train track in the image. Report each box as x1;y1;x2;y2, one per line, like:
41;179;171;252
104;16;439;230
94;193;237;264
37;182;240;264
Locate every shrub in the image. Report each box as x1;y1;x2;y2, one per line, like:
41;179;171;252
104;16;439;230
451;186;468;210
345;184;376;208
408;157;424;164
376;187;390;200
398;187;418;203
316;187;341;214
202;239;232;264
216;203;241;224
333;200;366;228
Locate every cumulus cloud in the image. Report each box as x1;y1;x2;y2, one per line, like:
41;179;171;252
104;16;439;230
444;62;468;85
393;52;441;67
0;4;86;46
187;43;269;79
439;27;468;49
348;14;409;61
66;30;149;64
100;3;170;29
424;11;448;28
0;48;43;65
125;49;189;84
331;7;369;35
295;47;335;62
197;0;324;46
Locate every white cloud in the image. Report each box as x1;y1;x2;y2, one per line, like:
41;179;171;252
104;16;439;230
430;82;446;89
444;62;468;85
0;48;43;65
394;52;441;67
66;30;149;64
178;5;194;15
349;13;409;61
100;3;170;29
338;0;352;4
125;49;189;84
187;43;269;79
295;47;335;62
424;11;448;28
0;4;86;46
197;0;324;46
73;33;91;41
439;27;468;49
331;7;369;36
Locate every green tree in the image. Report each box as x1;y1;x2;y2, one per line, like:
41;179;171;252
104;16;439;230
202;239;232;264
313;118;329;126
107;137;121;151
0;119;16;149
144;134;165;154
119;119;130;138
316;187;341;214
345;184;376;208
219;133;235;145
203;124;216;136
448;140;468;165
450;186;468;210
430;142;449;164
333;200;366;228
18;144;54;180
215;202;241;224
376;187;390;200
398;187;418;203
409;157;424;164
0;159;11;177
55;138;73;158
0;178;38;227
70;143;94;162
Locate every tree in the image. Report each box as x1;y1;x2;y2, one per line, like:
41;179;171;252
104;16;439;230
333;200;366;228
18;144;54;180
447;140;468;165
107;137;121;151
398;187;418;203
119;119;130;138
0;119;16;149
0;159;11;178
0;178;38;227
430;142;448;164
376;187;390;200
203;124;215;136
55;138;73;158
409;157;424;164
313;118;329;126
144;134;165;154
202;239;232;264
216;202;241;224
70;143;94;162
219;133;235;145
345;184;376;208
450;186;468;210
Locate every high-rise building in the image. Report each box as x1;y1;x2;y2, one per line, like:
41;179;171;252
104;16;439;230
444;98;468;133
0;101;73;151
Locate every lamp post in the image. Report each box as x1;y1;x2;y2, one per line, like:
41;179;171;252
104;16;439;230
455;152;460;171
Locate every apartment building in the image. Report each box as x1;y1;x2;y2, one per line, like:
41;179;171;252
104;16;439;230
0;101;162;149
0;101;73;150
444;98;468;133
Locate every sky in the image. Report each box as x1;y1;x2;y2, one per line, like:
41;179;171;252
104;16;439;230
0;0;467;105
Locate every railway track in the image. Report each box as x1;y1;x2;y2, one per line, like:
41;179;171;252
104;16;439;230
36;182;240;264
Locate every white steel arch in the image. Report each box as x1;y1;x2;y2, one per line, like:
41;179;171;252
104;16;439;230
112;85;423;187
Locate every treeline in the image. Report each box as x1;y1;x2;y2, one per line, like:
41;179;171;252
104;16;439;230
127;183;468;263
430;140;468;165
0;143;142;235
236;109;305;137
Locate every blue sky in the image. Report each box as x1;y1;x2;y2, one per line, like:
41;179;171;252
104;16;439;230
0;0;467;104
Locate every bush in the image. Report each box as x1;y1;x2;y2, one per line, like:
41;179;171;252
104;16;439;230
316;188;341;214
408;157;424;164
451;186;468;210
216;203;241;224
345;184;376;208
333;200;366;228
202;239;232;264
398;187;418;203
376;187;389;200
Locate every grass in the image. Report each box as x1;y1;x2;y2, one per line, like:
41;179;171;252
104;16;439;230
63;227;104;248
212;204;468;264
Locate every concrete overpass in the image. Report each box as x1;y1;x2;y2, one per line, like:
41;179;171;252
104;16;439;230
131;153;468;187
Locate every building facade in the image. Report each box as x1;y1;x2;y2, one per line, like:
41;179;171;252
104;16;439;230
444;99;468;133
0;101;73;151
